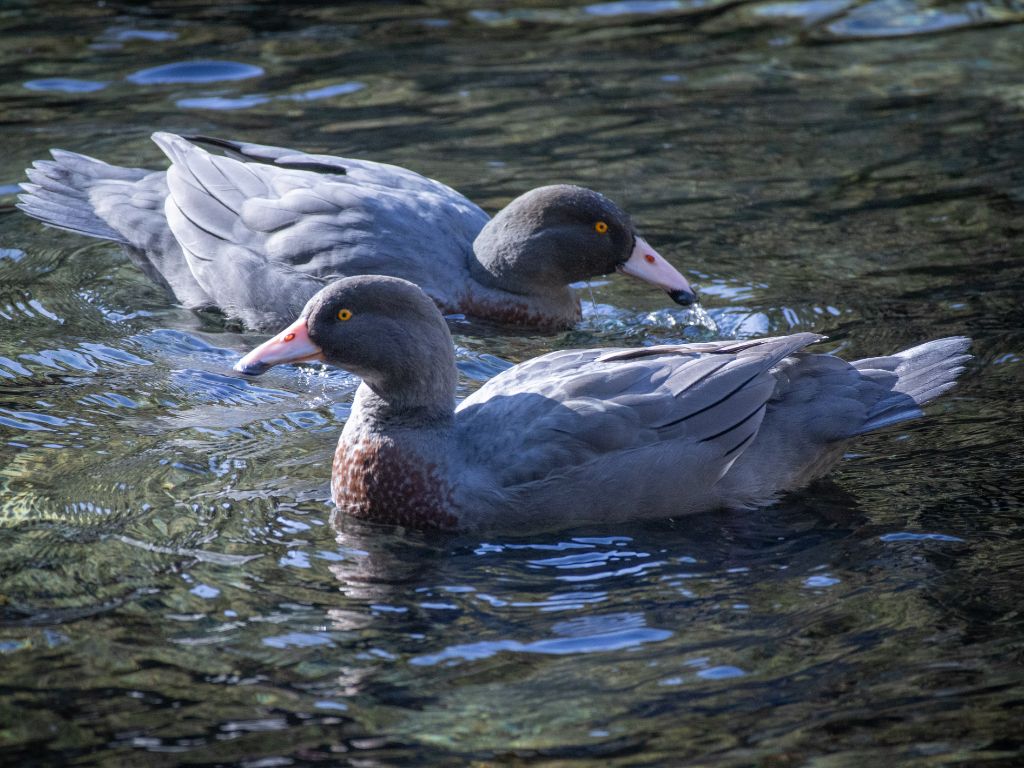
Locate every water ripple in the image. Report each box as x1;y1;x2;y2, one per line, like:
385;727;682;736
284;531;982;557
819;0;1021;38
127;60;264;85
410;611;672;666
105;28;178;43
175;94;270;110
170;369;294;406
23;79;107;93
0;0;1020;763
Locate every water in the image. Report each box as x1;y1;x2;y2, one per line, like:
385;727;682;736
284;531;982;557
1;0;1023;764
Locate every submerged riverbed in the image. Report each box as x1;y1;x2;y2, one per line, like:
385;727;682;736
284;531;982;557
1;0;1022;764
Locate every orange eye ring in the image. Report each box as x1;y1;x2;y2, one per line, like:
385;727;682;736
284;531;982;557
337;309;353;321
595;221;609;234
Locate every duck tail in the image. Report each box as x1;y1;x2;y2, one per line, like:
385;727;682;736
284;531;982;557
17;149;147;243
852;336;972;434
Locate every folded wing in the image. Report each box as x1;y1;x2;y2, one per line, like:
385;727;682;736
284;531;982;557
456;334;823;489
154;133;489;329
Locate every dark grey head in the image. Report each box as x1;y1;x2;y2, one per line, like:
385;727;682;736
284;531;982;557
471;184;696;305
235;275;457;415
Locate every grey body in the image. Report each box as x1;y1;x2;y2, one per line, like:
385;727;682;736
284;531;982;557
450;335;969;530
18;133;667;331
237;276;971;533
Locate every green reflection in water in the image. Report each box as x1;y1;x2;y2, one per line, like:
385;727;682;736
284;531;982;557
0;0;1022;764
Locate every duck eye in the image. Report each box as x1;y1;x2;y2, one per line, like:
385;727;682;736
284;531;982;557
595;221;609;234
337;308;353;321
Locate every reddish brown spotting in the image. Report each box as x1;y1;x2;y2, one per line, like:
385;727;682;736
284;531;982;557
456;293;581;331
332;437;459;530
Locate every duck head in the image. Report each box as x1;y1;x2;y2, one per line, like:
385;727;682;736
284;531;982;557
235;275;457;416
471;184;697;306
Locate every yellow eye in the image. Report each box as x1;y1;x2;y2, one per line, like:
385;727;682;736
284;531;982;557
595;221;609;234
337;308;353;321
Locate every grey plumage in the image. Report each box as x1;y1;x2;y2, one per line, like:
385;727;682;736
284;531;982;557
153;133;485;329
19;133;689;331
852;339;968;433
455;333;971;528
18;147;214;307
21;150;139;243
235;276;971;532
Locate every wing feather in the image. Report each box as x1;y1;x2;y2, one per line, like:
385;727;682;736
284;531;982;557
456;334;824;489
150;133;490;330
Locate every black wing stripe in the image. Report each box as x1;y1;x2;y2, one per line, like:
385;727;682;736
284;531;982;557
174;204;223;259
656;369;763;430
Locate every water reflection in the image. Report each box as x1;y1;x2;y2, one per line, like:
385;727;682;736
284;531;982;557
0;0;1022;764
126;60;264;85
23;78;107;93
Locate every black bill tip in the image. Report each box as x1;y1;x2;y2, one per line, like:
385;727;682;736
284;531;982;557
233;360;271;376
668;287;698;307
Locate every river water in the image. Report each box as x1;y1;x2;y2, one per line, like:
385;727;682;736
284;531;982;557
1;1;1022;764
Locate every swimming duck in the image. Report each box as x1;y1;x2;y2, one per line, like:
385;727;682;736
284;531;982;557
18;133;696;331
235;275;970;532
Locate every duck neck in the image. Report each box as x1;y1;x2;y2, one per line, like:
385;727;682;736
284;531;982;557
467;221;579;328
335;378;460;530
469;218;570;300
351;341;457;431
350;381;455;431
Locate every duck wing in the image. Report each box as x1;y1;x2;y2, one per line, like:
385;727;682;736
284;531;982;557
19;134;490;328
185;134;475;196
717;335;972;503
455;334;822;492
454;333;969;530
155;132;489;330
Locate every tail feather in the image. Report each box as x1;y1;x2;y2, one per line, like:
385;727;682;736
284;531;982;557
17;150;148;244
25;167;80;198
854;336;970;434
889;336;971;404
19;143;218;310
17;189;118;241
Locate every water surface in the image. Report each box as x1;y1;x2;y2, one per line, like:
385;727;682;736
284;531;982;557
1;0;1022;764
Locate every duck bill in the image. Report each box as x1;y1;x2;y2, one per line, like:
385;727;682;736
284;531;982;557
234;317;325;376
618;236;698;306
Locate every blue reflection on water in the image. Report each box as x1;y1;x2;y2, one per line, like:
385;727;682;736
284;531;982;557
880;531;967;543
127;60;264;85
176;94;271;110
411;612;672;666
284;82;365;101
24;78;107;93
586;0;684;16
